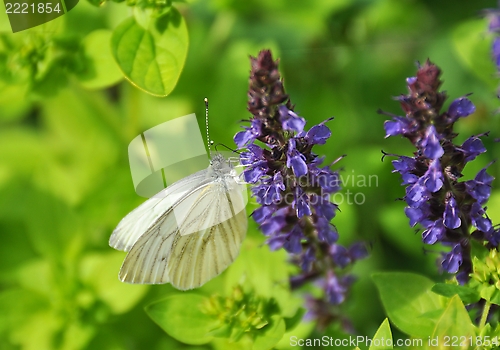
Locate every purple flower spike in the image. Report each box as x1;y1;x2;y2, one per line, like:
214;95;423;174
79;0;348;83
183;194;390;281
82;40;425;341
383;60;497;283
238;50;366;328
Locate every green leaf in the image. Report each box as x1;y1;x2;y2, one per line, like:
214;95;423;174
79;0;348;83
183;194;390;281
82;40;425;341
372;272;443;337
431;283;480;304
275;319;316;349
283;307;305;331
470;239;489;262
252;315;286;350
78;30;123;89
432;295;475;344
145;294;217;345
111;7;188;96
369;318;393;350
479;285;500;305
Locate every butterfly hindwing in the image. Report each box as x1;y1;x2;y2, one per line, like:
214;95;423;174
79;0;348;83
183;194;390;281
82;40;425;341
167;185;247;290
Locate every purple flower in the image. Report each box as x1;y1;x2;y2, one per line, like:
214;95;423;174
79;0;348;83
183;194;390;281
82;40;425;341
252;206;274;224
316;217;338;244
461;136;486;162
494;37;500;69
324;273;347;305
466;168;494;205
423;159;444;192
303;122;332;145
392;156;416;174
301;247;316;272
421;125;444;159
443;195;461;229
405;204;430;227
470;202;493;234
405;179;429;207
441;244;462;274
422;219;445;244
234;119;263;148
294;187;312;217
283;226;303;254
286;139;308;177
447;97;475;120
279;106;306;132
487;10;500;33
384;117;413;137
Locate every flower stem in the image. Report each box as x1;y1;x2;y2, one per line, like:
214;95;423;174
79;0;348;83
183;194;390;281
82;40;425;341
479;300;491;329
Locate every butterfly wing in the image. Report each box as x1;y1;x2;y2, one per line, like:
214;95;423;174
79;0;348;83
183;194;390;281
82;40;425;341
118;177;247;289
109;168;209;252
167;185;247;290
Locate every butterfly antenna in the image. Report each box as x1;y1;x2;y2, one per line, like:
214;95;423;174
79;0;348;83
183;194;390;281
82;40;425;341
204;97;214;152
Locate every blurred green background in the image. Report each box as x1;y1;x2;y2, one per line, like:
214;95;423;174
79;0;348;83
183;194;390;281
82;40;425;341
1;0;500;349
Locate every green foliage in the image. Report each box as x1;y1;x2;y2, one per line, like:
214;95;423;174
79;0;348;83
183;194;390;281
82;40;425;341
373;272;500;350
111;7;188;96
1;0;500;349
453;18;497;89
142;240;301;349
369;319;393;350
146;294;217;345
145;284;291;349
372;272;443;337
431;283;480;305
78;30;123;89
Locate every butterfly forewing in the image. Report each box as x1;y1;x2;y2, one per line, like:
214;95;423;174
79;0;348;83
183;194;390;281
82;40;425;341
109;168;209;252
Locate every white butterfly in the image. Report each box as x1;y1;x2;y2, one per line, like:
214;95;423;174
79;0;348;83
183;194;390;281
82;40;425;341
110;153;248;290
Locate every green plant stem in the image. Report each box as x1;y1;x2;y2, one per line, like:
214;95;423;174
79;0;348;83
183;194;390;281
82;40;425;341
479;300;491;329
